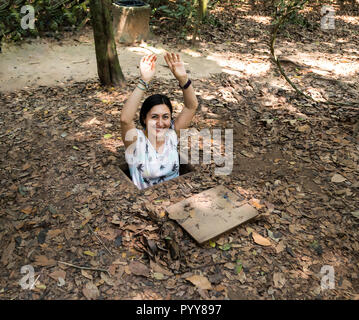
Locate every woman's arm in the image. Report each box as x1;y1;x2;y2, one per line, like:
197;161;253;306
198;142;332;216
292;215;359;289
120;54;157;149
164;53;198;134
120;86;144;149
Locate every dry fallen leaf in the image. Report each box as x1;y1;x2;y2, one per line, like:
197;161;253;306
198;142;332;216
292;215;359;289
250;199;264;210
49;270;66;282
47;229;62;240
214;284;226;292
150;260;173;276
289;225;296;234
116;266;125;279
246;227;254;235
22;163;31;170
153;272;165;280
273;272;286;288
1;240;15;266
351;210;359;219
339;279;352;290
21;206;35;214
34;255;56;267
129;261;150;277
100;272;115;286
97;228;117;241
331;174;346;183
112;258;127;265
275;241;285;253
111;215;122;225
81;269;93;280
252;231;272;246
108;264;117;276
123;224;142;232
186;275;212;290
224;262;236;270
241;150;255;158
297;124;311;133
124;265;131;275
82;282;99;300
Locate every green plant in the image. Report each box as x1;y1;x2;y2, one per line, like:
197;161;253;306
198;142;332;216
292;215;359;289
157;0;196;23
272;0;310;28
0;0;90;43
152;0;221;39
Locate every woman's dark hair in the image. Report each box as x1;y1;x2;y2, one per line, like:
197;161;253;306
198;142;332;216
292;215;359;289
140;94;173;128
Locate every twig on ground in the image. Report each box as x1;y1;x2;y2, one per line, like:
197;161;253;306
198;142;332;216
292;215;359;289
87;224;113;256
58;261;109;274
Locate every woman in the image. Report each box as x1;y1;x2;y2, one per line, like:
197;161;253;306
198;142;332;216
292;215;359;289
120;53;198;190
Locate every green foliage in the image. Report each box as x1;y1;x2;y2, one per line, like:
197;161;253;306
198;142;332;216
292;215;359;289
0;0;90;42
151;0;221;38
147;0;169;9
272;0;310;28
155;0;197;23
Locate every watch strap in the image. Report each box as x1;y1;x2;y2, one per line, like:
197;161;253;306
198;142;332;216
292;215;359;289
180;79;191;89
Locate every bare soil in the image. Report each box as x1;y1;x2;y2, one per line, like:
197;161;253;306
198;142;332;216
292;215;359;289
0;28;223;93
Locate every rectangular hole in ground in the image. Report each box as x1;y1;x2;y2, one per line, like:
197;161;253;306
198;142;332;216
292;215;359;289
118;162;196;190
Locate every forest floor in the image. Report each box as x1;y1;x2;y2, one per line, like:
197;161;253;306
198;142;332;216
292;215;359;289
0;1;359;300
0;30;225;92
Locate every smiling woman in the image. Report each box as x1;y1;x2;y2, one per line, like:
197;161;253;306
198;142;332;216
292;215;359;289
120;52;198;190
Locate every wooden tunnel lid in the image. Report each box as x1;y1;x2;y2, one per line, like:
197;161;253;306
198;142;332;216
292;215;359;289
166;185;259;244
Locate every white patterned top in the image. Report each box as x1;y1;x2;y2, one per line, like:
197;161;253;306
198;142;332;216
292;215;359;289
125;122;179;190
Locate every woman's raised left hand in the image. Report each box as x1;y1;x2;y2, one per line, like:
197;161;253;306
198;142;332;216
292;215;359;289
164;52;188;86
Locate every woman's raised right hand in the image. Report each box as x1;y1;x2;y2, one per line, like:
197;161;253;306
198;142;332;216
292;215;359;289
140;54;157;83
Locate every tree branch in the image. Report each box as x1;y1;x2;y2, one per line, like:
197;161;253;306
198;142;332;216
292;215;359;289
270;0;359;109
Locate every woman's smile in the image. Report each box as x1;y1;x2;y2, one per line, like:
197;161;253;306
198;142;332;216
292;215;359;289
156;127;168;133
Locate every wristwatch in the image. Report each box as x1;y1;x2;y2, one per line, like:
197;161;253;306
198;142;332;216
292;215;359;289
179;79;191;90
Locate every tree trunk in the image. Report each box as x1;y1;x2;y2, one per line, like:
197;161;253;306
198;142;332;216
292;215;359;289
199;0;208;20
89;0;125;87
192;0;208;45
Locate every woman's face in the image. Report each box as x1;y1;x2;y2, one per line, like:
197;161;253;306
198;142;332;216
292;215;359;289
144;104;171;140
